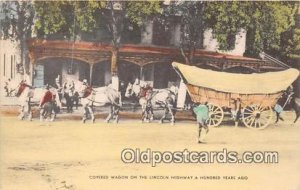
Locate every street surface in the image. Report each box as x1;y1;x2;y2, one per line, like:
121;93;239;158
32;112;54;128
0;111;299;190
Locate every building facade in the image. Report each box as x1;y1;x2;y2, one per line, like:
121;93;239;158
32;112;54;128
0;4;23;97
1;8;286;106
28;23;283;89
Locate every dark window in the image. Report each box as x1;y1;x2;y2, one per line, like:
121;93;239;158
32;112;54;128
153;64;169;88
153;63;180;89
121;22;141;44
227;34;236;50
152;20;172;46
143;64;153;81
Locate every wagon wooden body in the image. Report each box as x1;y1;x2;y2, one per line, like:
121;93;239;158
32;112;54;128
172;62;299;129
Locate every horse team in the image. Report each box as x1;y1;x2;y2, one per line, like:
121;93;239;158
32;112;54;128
5;78;300;125
8;78;178;124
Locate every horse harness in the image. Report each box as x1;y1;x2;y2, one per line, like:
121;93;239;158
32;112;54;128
83;86;119;106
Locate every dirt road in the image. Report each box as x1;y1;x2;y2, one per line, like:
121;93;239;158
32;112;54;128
0;112;299;190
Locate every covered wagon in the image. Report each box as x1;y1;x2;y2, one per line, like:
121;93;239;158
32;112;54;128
172;62;299;129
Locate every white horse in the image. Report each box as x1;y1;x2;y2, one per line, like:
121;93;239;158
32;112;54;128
14;81;61;121
78;84;122;123
125;81;178;124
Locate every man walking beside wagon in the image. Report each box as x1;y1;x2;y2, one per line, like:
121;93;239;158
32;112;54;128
193;100;209;144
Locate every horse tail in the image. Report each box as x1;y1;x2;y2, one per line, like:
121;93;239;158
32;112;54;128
109;88;122;107
171;95;177;115
167;91;177;115
166;89;177;108
172;94;177;109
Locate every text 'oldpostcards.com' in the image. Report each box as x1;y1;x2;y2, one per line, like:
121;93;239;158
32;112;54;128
121;148;279;167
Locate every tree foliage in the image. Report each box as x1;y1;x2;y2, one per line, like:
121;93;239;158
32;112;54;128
0;1;35;74
275;3;300;68
242;2;297;58
126;1;162;26
2;1;298;73
34;1;161;74
286;28;300;60
34;1;161;41
205;1;248;50
163;1;206;65
34;1;106;39
166;1;298;63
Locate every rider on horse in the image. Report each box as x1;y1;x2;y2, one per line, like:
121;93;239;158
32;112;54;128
140;83;152;100
81;79;93;98
140;83;153;114
39;84;54;108
38;84;57;121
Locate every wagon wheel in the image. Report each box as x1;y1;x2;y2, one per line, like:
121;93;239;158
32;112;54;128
242;104;273;130
207;103;224;127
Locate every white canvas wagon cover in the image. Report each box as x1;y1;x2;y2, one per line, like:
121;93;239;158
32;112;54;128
172;62;299;94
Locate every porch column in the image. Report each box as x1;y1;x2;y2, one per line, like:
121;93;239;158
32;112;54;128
140;66;144;80
176;79;187;108
29;61;34;86
89;64;93;86
111;75;119;91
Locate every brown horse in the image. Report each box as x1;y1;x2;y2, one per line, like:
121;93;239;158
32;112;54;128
275;89;300;124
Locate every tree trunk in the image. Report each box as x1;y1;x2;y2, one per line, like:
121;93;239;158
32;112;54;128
89;64;93;86
20;41;25;73
20;37;30;83
188;46;195;65
111;48;118;76
180;47;190;65
198;29;204;49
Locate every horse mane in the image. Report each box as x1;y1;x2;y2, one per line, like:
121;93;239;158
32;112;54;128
16;82;33;97
27;84;35;89
22;82;34;89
